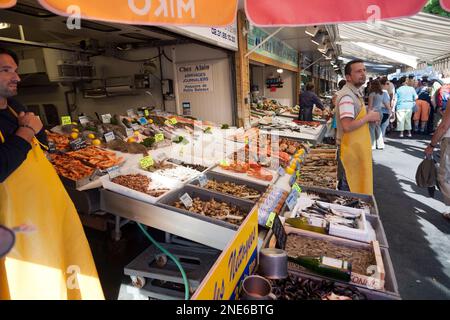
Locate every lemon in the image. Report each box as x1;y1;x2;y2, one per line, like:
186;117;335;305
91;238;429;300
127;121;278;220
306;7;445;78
134;131;140;136
127;137;136;143
71;122;78;126
92;139;101;146
70;132;79;139
87;133;95;139
285;167;295;175
72;128;79;133
148;119;153;124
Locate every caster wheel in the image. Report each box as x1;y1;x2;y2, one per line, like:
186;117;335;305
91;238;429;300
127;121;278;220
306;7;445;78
130;276;146;289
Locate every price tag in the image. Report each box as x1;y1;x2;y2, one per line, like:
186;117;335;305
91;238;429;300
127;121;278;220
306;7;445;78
48;141;57;153
169;118;177;125
219;159;230;166
292;183;302;194
144;109;149;117
137;111;144;117
107;165;120;179
164;120;172;126
127;109;135;118
285;189;299;211
180;193;193;208
265;212;277;228
131;123;140;131
198;174;208;187
272;214;287;250
140;156;154;169
289;172;297;186
104;131;115;143
277;166;285;177
70;138;87;151
61;116;72;126
244;137;249;145
126;128;134;137
78;116;89;126
154;153;167;163
296;170;301;178
155;133;164;142
101;114;112;124
139;117;148;125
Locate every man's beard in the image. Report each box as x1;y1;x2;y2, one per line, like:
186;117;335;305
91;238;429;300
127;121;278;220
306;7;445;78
0;86;17;98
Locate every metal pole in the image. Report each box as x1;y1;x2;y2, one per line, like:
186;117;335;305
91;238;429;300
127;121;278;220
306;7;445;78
19;25;25;41
171;46;181;115
303;56;326;71
245;27;284;58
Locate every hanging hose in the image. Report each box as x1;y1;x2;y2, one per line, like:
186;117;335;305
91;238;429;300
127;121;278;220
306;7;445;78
136;223;190;300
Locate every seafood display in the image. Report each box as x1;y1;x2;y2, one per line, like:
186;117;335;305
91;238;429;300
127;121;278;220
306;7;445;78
202;180;262;200
297;147;337;189
147;162;201;182
46;131;70;151
66;146;124;170
173;197;247;226
49;154;94;181
304;192;373;211
269;274;367;300
220;161;274;182
285;234;376;275
111;174;169;197
294;202;361;229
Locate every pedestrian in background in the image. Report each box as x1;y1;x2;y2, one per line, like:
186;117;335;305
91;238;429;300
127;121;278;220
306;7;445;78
395;76;418;138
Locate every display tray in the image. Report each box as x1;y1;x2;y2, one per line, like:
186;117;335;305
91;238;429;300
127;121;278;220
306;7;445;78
282;270;400;300
156;185;256;231
101;167;182;204
277;227;399;295
298;185;380;216
211;164;278;186
188;171;269;202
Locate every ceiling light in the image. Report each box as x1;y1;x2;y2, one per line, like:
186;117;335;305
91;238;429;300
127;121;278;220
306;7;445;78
277;69;283;74
0;23;10;30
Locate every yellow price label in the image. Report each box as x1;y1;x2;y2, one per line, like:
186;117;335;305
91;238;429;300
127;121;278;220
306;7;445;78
155;133;164;142
266;212;277;228
144;109;149;117
61;116;72;126
169;118;178;125
292;183;302;193
164;120;171;126
140;156;154;169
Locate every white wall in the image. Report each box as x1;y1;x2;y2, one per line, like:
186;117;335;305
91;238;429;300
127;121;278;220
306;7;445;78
161;43;234;125
263;66;296;107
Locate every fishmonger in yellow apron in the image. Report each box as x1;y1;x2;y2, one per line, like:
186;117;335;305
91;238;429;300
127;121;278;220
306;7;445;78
339;100;373;195
0;106;104;299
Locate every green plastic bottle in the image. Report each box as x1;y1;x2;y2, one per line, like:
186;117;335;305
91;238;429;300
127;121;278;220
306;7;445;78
288;256;352;282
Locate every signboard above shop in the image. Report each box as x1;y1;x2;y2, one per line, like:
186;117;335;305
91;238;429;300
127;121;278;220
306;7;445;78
247;26;299;69
163;23;238;51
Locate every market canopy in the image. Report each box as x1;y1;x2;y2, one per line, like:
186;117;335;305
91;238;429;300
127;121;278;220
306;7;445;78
337;12;450;68
1;0;449;26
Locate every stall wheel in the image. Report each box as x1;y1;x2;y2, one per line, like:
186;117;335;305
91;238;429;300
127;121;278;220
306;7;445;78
130;276;146;289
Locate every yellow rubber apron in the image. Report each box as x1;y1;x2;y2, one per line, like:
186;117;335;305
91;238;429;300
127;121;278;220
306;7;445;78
340;100;373;195
0;107;104;300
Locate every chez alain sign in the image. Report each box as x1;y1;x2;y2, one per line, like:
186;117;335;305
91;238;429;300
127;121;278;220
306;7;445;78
178;63;214;93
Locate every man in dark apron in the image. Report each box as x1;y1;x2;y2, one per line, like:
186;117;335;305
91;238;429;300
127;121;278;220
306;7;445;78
299;82;324;121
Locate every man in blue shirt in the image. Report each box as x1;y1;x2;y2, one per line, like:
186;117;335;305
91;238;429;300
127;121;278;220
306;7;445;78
299;82;324;121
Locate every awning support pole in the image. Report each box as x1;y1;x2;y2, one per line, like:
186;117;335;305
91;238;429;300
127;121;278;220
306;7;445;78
245;27;284;58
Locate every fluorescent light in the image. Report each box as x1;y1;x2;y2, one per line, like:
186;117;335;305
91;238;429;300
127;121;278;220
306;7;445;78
277;69;283;74
0;23;11;30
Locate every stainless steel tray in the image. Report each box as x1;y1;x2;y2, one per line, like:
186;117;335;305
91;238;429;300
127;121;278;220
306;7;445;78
156;185;256;231
298;185;380;216
188;171;269;203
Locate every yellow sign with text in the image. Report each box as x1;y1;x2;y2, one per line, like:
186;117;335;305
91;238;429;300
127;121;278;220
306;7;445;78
38;0;237;27
192;207;259;300
0;0;16;9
